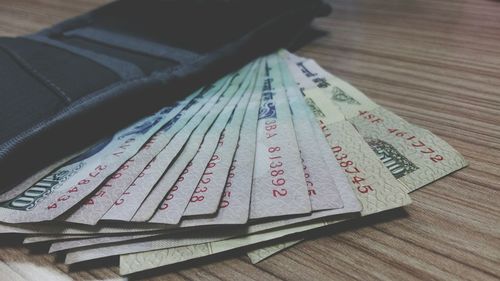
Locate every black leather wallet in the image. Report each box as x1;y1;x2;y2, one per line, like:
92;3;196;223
0;0;330;191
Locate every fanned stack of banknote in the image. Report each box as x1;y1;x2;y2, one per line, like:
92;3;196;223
0;50;467;275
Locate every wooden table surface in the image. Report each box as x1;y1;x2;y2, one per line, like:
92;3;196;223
0;0;499;280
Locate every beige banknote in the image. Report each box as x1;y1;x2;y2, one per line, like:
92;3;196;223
0;221;170;235
23;235;91;244
181;64;263;225
283;51;468;193
49;232;162;253
250;55;311;219
280;54;345;211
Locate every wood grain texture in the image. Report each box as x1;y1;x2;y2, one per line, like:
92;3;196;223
0;0;499;280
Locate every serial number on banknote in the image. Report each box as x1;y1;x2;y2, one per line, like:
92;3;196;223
264;119;287;197
190;154;220;203
159;162;192;210
219;160;236;208
358;110;383;124
47;164;107;210
359;110;445;163
86;159;134;206
387;128;444;163
301;157;317;196
330;144;373;194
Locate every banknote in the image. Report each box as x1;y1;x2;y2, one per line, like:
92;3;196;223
0;221;169;235
182;63;261;217
63;89;210;225
250;55;311;219
280;54;345;211
100;73;234;222
247;239;301;264
0;102;185;223
49;232;162;253
282;51;468;192
181;64;263;226
23;235;91;244
147;65;255;224
132;64;254;222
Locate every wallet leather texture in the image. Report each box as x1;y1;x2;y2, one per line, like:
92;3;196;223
0;0;330;190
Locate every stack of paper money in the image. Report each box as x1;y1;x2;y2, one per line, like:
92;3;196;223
0;50;467;275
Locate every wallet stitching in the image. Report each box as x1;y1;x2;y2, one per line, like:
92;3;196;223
0;44;72;104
